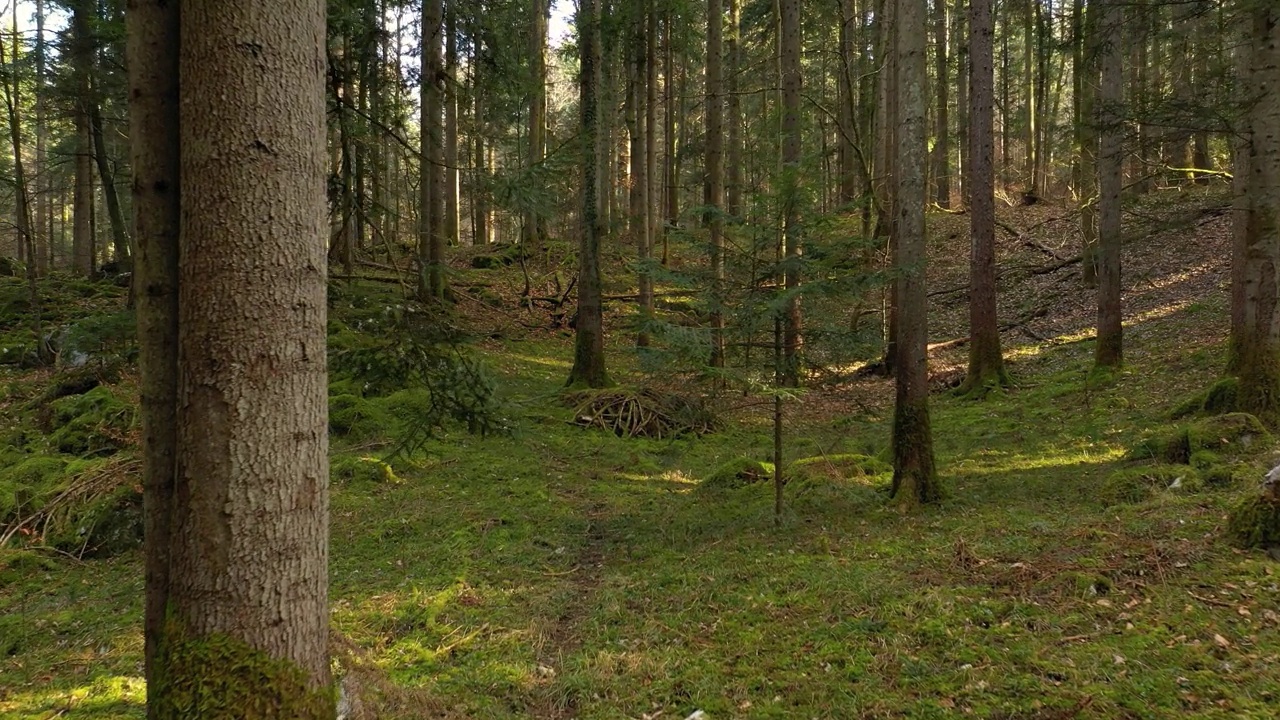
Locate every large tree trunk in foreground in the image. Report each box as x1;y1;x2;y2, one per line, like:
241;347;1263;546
960;0;1007;396
568;0;610;388
148;0;333;715
1234;4;1280;425
891;0;940;509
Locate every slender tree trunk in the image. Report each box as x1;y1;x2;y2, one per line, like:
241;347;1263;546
525;0;547;250
629;1;652;347
707;0;726;367
932;0;951;207
1095;0;1123;369
445;9;459;248
1076;0;1098;287
640;0;658;346
1233;3;1280;424
126;0;179;701
960;0;1007;396
419;0;445;300
955;4;969;206
728;0;743;217
838;0;858;206
72;2;94;277
876;0;900;375
1229;16;1250;373
892;0;940;508
33;0;47;275
89;101;131;267
568;0;610;388
780;0;802;386
149;0;332;714
663;9;677;264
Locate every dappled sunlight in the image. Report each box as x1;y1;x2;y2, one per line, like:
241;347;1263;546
504;352;572;370
947;445;1125;476
1125;299;1192;326
0;675;145;718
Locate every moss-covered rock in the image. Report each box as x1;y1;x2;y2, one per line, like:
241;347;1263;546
699;457;775;491
1226;492;1280;549
1171;377;1240;419
1099;465;1201;506
45;485;144;557
1187;413;1272;456
47;385;134;455
1129;413;1272;466
328;394;391;442
0;455;71;519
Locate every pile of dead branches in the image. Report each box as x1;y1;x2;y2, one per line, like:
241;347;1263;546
566;387;716;439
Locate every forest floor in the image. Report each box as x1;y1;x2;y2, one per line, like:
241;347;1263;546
2;184;1279;719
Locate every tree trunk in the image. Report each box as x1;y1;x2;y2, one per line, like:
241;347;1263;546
838;0;858;207
664;9;678;253
960;0;1007;396
780;0;802;386
568;0;610;388
419;0;446;300
892;0;940;508
148;0;332;714
639;0;657;347
932;0;951;207
1075;0;1098;288
89;101;131;267
955;4;969;206
71;1;94;277
707;0;726;367
525;0;547;250
728;0;743;217
33;0;48;275
1095;0;1123;369
126;0;179;700
629;0;652;347
1234;4;1280;424
445;8;459;248
875;0;899;375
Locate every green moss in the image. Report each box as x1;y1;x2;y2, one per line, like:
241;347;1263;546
329;394;391;442
1202;466;1242;488
1188;450;1220;470
1226;493;1280;549
699;457;775;491
1202;377;1240;414
152;625;335;719
0;455;71;518
44;485;144;557
1099;465;1202;506
789;454;892;483
47;385;134;455
1186;412;1272;456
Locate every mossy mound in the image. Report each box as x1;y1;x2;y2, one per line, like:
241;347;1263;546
469;244;528;269
1172;377;1240;419
1226;492;1280;549
1128;413;1272;465
47;385;135;455
699;457;775;491
1099;465;1202;506
44;484;144;557
0;455;142;557
0;456;72;519
329;394;392;442
788;454;892;484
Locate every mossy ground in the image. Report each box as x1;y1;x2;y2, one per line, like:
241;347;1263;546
3;193;1279;718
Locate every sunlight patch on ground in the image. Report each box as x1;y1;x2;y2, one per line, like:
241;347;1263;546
1126;299;1192;326
0;675;146;717
504;352;572;370
948;445;1124;475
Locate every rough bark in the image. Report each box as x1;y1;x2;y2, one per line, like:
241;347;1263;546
960;0;1007;397
126;0;179;702
568;0;610;388
727;0;743;217
445;8;459;248
151;0;332;715
639;0;658;347
1095;0;1123;369
1235;4;1280;425
891;0;940;509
